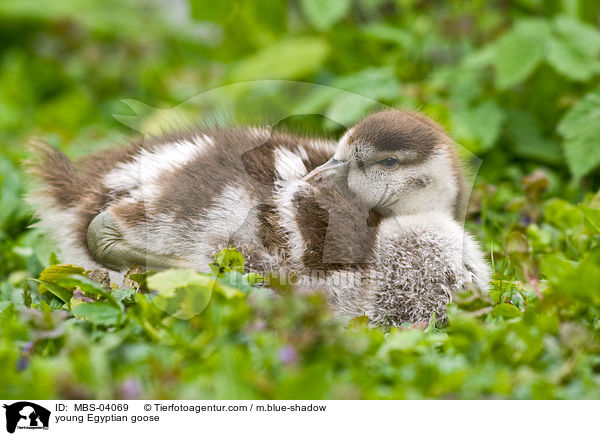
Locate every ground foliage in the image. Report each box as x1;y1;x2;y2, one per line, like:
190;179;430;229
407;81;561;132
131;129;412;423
1;0;600;399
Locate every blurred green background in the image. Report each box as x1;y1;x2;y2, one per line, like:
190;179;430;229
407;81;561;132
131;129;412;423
2;0;599;180
2;0;600;399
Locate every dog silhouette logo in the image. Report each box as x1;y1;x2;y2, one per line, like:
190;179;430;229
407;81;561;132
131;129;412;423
3;402;50;433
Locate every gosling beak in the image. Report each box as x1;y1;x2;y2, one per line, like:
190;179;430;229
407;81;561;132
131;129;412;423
302;158;350;184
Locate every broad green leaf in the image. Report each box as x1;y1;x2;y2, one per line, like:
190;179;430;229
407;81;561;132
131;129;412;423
492;19;551;89
505;111;562;164
547;16;600;81
542;251;600;304
58;275;121;309
590;189;600;209
491;303;523;319
540;254;578;284
211;247;245;276
147;269;215;297
71;301;122;326
450;101;505;153
547;37;600;82
544;199;584;231
49;252;60;266
558;87;600;179
0;159;22;228
326;94;378;127
37;264;86;294
362;23;413;47
377;329;425;355
244;272;264;287
148;269;214;319
300;0;350;31
189;0;235;22
505;231;530;255
33;280;72;305
214;281;245;299
228;37;329;82
0;0;182;40
330;66;402;101
216;271;251;297
461;45;496;70
111;287;136;302
580;206;600;234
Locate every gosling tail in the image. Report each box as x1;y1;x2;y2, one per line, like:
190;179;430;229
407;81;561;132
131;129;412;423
24;139;101;269
25;138;87;207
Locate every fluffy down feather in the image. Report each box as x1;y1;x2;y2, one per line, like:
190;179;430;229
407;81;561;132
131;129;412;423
25;123;490;327
367;215;490;327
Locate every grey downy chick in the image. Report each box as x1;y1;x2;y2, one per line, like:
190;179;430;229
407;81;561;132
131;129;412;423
297;111;490;325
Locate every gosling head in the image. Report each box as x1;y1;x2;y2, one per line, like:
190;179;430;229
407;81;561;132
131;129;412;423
304;110;465;219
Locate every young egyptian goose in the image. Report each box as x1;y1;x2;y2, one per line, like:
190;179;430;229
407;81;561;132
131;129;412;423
302;111;489;324
26;110;490;326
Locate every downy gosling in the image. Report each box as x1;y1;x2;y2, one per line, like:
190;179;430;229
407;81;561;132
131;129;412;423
27;110;490;327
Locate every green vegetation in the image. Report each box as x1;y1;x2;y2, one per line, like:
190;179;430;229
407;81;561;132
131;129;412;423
2;0;600;399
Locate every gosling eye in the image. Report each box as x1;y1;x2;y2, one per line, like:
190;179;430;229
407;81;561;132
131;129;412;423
376;157;399;170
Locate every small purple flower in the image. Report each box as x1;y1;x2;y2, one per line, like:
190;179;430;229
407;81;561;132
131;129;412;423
16;356;29;371
278;345;298;365
21;341;34;354
72;290;94;303
520;215;533;226
120;378;142;400
247;319;267;332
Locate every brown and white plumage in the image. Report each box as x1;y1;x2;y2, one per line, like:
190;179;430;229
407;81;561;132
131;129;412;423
26;110;490;326
27;128;334;271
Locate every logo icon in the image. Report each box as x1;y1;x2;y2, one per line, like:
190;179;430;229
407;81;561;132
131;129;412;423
3;402;50;434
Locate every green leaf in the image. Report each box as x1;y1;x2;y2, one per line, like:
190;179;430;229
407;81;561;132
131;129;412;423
214;281;245;299
546;16;600;82
325;94;378;127
544;199;584;231
377;329;425;356
49;252;60;266
148;269;215;297
58;275;121;309
547;37;600;82
505;111;563;164
111;287;136;302
71;301;122;326
300;0;350;31
580;206;600;234
505;231;530;256
541;251;600;304
450;101;505;153
0;159;22;229
362;23;413;47
147;269;215;319
492;19;551;89
243;272;264;287
217;271;251;297
37;264;86;294
331;66;401;101
228;37;329;81
491;303;523;319
211;247;245;276
189;0;235;22
558;87;600;179
33;280;72;305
